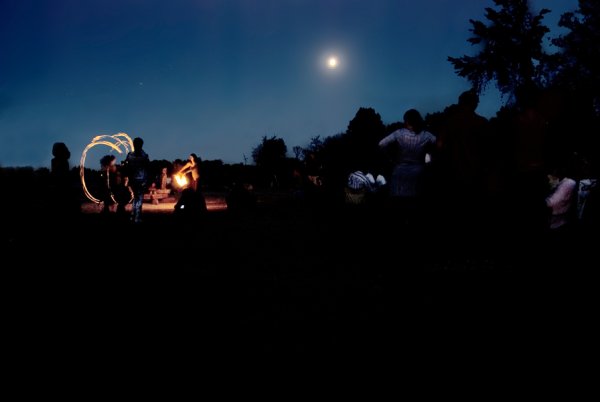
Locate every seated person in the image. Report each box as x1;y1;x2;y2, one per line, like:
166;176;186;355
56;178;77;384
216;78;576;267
546;167;577;230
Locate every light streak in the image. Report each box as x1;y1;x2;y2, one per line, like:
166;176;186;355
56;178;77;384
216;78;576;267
80;133;134;204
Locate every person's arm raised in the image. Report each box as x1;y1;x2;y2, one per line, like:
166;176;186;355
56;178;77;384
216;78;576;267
178;161;192;175
378;131;397;148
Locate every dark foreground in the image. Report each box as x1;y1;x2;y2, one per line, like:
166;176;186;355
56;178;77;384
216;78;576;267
2;200;595;357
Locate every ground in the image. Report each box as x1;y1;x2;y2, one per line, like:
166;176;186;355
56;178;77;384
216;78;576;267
2;194;594;353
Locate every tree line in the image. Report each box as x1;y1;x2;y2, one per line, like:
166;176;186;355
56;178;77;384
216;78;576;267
4;1;597;195
247;0;599;191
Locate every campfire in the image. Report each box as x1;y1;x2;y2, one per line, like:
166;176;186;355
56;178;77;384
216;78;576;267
174;174;188;188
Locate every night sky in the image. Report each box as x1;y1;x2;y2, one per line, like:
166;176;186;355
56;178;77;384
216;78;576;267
0;0;577;167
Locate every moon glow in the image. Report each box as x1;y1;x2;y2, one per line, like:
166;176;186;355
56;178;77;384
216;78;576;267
327;56;338;69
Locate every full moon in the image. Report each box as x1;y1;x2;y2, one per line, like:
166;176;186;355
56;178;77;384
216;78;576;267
327;56;338;69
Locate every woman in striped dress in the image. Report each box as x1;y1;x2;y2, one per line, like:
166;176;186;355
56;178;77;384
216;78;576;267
378;109;436;198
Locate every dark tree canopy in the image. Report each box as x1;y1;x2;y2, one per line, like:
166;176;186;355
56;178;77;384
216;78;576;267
317;107;388;187
448;0;550;104
252;136;288;169
292;146;303;160
344;107;385;168
307;136;324;153
552;0;600;100
347;107;385;140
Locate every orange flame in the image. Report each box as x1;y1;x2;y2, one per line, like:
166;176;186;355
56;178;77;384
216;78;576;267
174;174;188;188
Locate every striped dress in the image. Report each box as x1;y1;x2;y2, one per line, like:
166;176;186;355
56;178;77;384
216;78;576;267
379;128;436;197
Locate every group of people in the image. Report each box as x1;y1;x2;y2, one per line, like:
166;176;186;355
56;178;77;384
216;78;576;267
345;91;597;233
98;139;205;223
52;136;205;223
48;87;597;232
97;137;151;223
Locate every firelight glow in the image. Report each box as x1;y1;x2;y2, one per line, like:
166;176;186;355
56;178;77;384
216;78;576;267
174;174;188;188
327;56;338;69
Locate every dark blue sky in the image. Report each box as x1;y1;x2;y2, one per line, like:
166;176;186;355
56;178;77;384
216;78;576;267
0;0;577;167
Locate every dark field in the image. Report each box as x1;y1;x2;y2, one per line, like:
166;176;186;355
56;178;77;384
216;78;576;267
3;194;595;355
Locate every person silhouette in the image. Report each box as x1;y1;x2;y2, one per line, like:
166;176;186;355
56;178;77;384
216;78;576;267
124;137;149;223
51;142;71;185
99;154;117;214
159;167;168;190
174;153;207;217
178;153;201;192
378;109;436;199
438;90;488;195
436;90;489;225
112;168;131;218
546;163;577;231
50;142;78;217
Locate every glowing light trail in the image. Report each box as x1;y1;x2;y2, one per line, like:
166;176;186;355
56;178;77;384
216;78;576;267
80;133;134;204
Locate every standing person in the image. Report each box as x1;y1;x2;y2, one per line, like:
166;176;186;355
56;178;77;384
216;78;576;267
125;137;149;223
99;155;117;214
159;167;168;190
378;109;437;199
178;153;201;192
50;142;79;216
112;169;131;218
175;153;207;216
51;142;71;185
438;90;488;195
437;90;489;227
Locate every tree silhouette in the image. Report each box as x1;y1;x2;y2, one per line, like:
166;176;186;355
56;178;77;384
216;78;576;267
252;136;287;167
347;107;385;140
307;136;324;153
552;0;600;108
448;0;550;104
318;107;387;189
346;107;385;171
252;136;288;188
292;146;304;160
